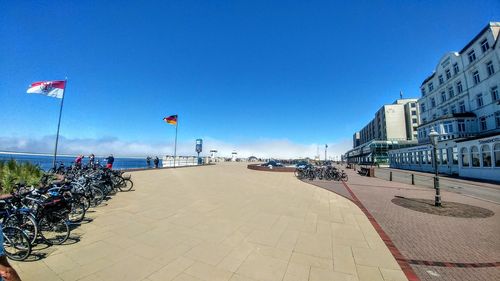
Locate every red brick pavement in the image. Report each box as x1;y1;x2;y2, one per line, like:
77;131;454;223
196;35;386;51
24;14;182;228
308;168;500;281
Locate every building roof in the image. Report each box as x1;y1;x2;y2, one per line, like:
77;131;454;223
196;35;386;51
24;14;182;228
458;22;500;54
420;22;500;87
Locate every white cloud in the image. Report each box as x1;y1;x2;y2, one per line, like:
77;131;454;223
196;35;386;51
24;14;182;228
0;135;352;159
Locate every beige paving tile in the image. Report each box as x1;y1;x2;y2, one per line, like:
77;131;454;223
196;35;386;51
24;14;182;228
289;252;333;270
283;262;310;281
147;256;195;281
236;252;288;281
184;261;233;281
294;232;332;259
309;267;357;281
229;273;261;281
184;243;233;265
173;273;205;281
351;247;400;270
93;253;163;281
379;268;408;281
356;265;384;281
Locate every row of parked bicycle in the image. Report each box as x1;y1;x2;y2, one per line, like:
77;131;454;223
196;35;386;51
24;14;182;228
0;166;133;261
294;165;349;181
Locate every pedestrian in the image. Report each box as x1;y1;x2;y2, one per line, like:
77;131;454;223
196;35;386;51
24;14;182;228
105;154;115;169
0;224;22;281
89;154;95;168
154;156;159;168
146;156;151;168
75;154;84;169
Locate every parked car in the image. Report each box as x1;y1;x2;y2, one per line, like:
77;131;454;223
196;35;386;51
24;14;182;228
295;161;309;169
261;161;283;168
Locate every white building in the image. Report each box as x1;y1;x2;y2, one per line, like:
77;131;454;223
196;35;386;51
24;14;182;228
345;98;420;164
389;22;500;181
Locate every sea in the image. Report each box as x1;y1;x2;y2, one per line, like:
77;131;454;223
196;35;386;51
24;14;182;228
0;151;160;171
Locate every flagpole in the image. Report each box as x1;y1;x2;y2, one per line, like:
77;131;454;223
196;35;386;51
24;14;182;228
52;78;67;169
173;116;178;168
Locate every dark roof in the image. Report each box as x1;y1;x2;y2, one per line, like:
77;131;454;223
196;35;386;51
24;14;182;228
455;131;500;143
459;22;499;54
420;73;435;87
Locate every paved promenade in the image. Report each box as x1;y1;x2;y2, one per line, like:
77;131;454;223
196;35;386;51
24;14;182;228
11;163;406;281
310;167;500;281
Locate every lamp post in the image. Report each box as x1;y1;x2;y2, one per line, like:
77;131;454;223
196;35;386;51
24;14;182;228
429;128;441;207
325;144;328;163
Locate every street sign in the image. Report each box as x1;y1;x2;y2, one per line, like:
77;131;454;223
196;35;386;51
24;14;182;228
196;139;203;153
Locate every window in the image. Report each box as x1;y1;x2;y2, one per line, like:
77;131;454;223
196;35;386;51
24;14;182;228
443;121;453;133
453;63;459;74
438;75;444;85
492;86;499;101
422;118;427;124
480;39;490;53
431;97;436;108
417;151;422;164
451;105;456;114
448;87;454;98
428;82;434;92
452;147;458;165
441;148;448;165
480;117;487;131
476;94;483;107
421;88;426;96
459;101;465;113
441;92;446;103
458;120;465;132
481;145;491;167
411;111;417;116
445;69;451;79
468;50;476;63
473;70;480;85
442;108;448;116
486;61;495;76
411;103;416;108
496;111;500;128
420;103;426;112
471;146;480;167
412;118;417;124
457;81;463;94
495;143;500;167
461;147;469;167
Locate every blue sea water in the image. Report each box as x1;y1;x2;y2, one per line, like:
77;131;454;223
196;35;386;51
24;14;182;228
0;152;160;171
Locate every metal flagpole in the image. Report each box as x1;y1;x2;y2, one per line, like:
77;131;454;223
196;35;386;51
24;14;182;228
52;78;67;169
173;115;178;168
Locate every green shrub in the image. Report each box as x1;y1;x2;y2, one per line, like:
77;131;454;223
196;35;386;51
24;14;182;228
0;159;43;194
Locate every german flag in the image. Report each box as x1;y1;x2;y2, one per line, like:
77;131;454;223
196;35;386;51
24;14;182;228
163;115;177;125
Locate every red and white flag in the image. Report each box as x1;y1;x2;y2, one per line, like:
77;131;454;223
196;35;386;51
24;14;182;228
27;80;66;99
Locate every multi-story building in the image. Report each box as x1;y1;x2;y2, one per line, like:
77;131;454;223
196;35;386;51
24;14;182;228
345;98;420;164
389;22;500;181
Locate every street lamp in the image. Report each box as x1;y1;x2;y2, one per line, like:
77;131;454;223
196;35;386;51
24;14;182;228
429;128;441;207
325;144;328;162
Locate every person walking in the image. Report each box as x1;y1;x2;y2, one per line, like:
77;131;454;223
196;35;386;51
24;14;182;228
89;154;95;168
0;224;22;281
105;154;115;169
146;156;151;168
74;154;84;169
153;156;159;168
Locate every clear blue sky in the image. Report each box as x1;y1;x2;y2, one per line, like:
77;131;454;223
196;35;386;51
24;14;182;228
0;0;498;157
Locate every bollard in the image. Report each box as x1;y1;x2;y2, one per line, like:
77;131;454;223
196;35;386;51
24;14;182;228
389;171;393;181
411;174;415;185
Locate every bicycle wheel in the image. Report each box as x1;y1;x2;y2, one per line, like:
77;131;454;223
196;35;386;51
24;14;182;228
341;174;349;182
39;216;70;245
68;201;86;223
118;179;133;192
90;187;104;207
4;213;38;245
3;226;32;261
